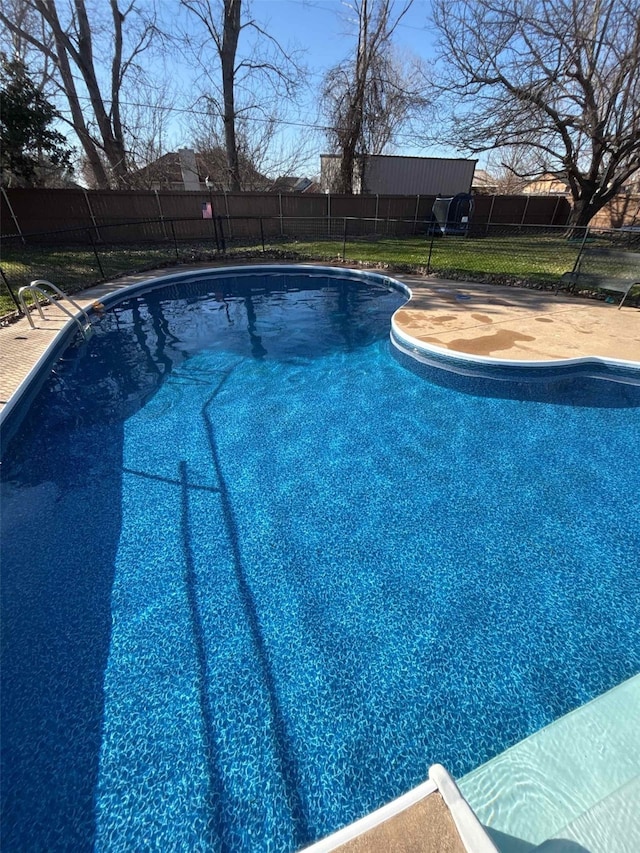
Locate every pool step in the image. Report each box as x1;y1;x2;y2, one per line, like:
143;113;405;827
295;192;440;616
530;775;640;853
458;674;640;852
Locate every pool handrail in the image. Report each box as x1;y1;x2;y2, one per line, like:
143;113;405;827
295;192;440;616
18;279;93;338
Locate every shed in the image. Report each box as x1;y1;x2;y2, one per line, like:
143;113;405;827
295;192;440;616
320;154;477;196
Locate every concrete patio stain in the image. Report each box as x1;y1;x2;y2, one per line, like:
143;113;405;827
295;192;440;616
421;329;537;356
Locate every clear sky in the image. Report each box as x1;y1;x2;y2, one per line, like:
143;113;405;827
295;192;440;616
249;0;436;74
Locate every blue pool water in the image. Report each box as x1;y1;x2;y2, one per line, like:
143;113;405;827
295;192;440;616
1;268;639;851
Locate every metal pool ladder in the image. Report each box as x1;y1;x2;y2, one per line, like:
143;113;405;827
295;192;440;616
18;279;93;339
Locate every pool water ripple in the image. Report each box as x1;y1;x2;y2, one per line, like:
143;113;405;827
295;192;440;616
1;271;638;851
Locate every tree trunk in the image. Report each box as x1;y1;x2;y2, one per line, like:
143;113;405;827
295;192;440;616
221;0;242;192
74;0;129;186
30;0;110;187
567;200;595;229
110;0;128;182
339;128;358;193
337;0;369;194
57;59;109;187
565;192;609;237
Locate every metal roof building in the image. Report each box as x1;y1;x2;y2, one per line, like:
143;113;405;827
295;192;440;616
320;154;477;196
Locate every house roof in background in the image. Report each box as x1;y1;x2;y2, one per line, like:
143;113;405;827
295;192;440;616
521;172;571;194
129;148;270;190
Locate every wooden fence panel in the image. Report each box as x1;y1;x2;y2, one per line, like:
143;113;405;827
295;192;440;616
487;195;529;224
0;187;634;242
590;194;640;229
88;190;159;224
280;194;328;218
226;193;280;217
3;188;90;236
153;191;215;222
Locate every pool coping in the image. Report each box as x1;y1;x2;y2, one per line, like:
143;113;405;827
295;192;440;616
1;262;639;433
301;765;497;853
390;312;640;371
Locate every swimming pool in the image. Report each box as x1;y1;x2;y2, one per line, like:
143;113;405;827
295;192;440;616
1;267;639;851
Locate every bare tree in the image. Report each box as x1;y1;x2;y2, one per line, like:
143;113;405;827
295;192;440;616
180;0;304;192
0;0;55;91
431;0;640;228
483;147;539;194
189;105;317;190
0;0;162;188
321;0;428;194
191;116;269;190
122;77;180;182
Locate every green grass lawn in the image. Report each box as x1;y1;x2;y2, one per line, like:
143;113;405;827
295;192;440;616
0;233;593;319
273;235;580;281
0;244;176;316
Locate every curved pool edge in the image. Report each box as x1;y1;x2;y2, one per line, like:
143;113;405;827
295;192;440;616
0;265;406;439
390;323;640;387
2;263;639;439
94;263;410;309
389;281;640;380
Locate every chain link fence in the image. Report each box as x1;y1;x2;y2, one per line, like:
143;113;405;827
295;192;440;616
2;216;638;318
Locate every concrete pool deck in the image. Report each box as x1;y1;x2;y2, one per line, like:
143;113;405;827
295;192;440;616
395;272;640;362
1;264;639;416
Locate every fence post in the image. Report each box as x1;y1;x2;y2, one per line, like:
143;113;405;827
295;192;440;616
342;217;348;259
212;214;221;252
0;265;22;312
217;216;226;253
571;225;591;273
413;194;420;235
86;229;105;277
487;194;496;224
484;193;496;237
327;193;331;236
375;194;379;235
1;187;25;244
565;204;572;226
260;217;265;253
83;189;102;242
170;220;179;260
207;188;220;251
279;193;284;237
154;189;168;240
224;192;232;239
519;195;531;231
426;227;436;274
